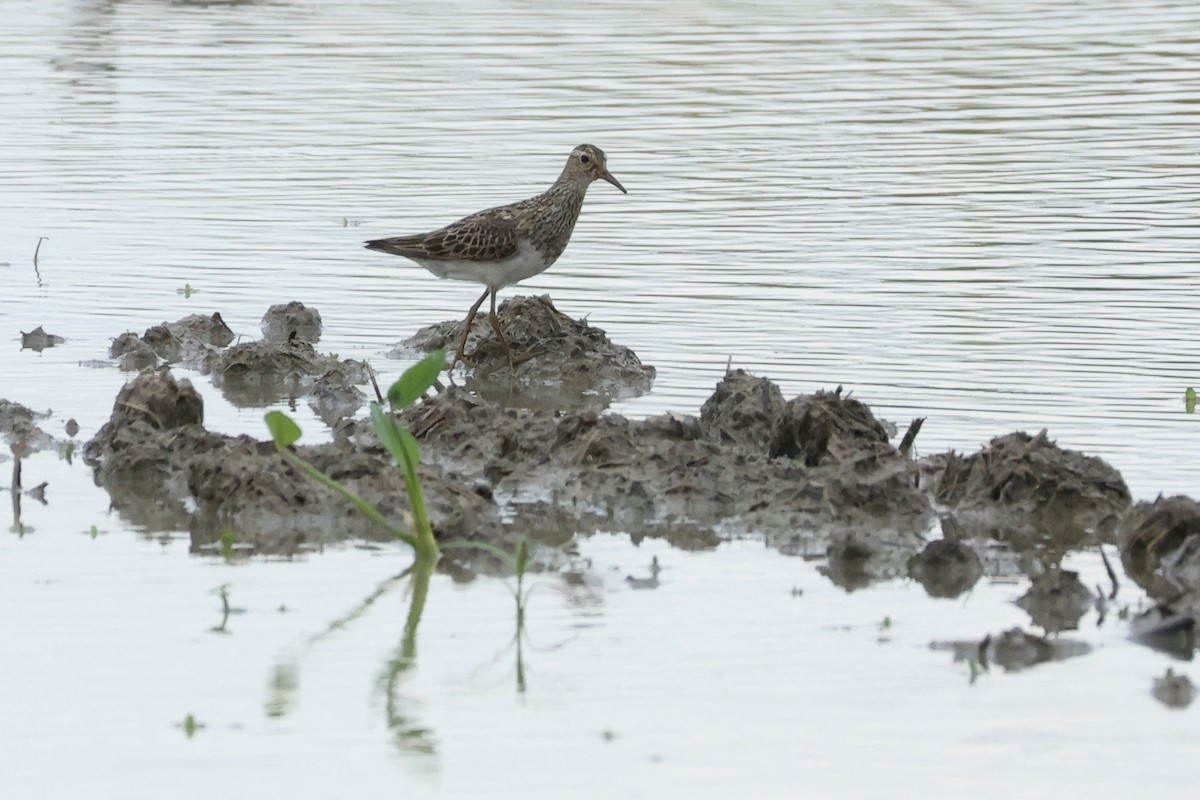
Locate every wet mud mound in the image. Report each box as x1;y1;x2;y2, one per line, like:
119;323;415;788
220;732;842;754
404;294;655;410
21;325;65;352
83;305;1181;607
1122;495;1200;599
0;398;55;452
401;369;933;563
212;339;369;409
105;305;368;418
83;368;525;557
110;312;235;371
261;301;322;343
1120;496;1200;654
932;430;1131;557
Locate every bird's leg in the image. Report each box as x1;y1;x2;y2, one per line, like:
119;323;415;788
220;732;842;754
488;289;517;371
454;288;490;367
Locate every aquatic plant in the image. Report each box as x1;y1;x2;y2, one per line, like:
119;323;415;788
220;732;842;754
264;350;445;561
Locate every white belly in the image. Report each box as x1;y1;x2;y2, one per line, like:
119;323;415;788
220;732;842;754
414;240;549;292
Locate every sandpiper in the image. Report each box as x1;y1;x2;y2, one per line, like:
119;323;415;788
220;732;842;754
364;144;627;370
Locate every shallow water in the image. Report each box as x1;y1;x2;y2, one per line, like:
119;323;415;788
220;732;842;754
2;527;1189;799
3;0;1200;796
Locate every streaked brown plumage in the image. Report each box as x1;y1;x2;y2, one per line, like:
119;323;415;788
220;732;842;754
365;144;626;369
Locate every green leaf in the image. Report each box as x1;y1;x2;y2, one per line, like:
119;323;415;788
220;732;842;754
398;428;421;468
387;350;445;410
371;402;420;469
1187;387;1197;414
265;411;302;447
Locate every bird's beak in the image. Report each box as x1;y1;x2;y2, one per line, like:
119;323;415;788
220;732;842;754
600;167;627;194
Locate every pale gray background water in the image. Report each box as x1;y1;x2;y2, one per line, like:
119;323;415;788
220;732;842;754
2;0;1199;796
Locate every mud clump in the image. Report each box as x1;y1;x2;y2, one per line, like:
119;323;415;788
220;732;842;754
1121;495;1200;600
403;369;934;561
83;368;526;559
105;308;365;415
932;430;1131;557
404;294;654;410
1121;496;1200;652
83;368;209;528
261;301;322;344
699;369;784;451
1152;668;1196;709
21;325;65;352
110;312;235;370
213;339;370;408
772;388;890;465
0;398;55;452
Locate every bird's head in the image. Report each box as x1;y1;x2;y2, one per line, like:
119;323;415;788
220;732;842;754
564;144;627;193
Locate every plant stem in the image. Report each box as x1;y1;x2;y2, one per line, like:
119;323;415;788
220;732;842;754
395;431;437;559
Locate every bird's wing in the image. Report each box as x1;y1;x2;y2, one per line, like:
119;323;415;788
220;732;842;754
364;205;521;262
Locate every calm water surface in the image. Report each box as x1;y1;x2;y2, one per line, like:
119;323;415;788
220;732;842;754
2;0;1199;796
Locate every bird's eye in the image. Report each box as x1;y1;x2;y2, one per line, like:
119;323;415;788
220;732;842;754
580;154;591;164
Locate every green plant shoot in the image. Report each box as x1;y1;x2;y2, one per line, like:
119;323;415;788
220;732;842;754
263;350;446;560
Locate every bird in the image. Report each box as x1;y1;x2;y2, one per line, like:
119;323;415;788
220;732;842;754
364;144;627;370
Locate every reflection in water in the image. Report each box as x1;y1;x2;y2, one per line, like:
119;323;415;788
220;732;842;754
932;628;1092;676
54;1;118;99
266;563;442;759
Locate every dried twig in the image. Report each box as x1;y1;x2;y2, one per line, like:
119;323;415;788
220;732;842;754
898;417;926;458
368;365;385;404
1099;544;1120;600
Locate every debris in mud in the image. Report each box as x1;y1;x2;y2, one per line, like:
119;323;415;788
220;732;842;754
931;430;1131;557
261;301;322;344
1151;668;1195;709
403;294;655;410
110;312;234;370
1015;568;1093;633
931;628;1091;673
20;325;64;352
907;539;983;599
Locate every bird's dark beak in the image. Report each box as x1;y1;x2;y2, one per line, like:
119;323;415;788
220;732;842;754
600;167;627;194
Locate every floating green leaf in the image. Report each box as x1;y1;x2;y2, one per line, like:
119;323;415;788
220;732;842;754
388;350;445;410
265;411;302;447
1186;387;1196;414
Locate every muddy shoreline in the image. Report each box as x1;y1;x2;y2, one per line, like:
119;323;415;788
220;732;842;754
6;298;1200;649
